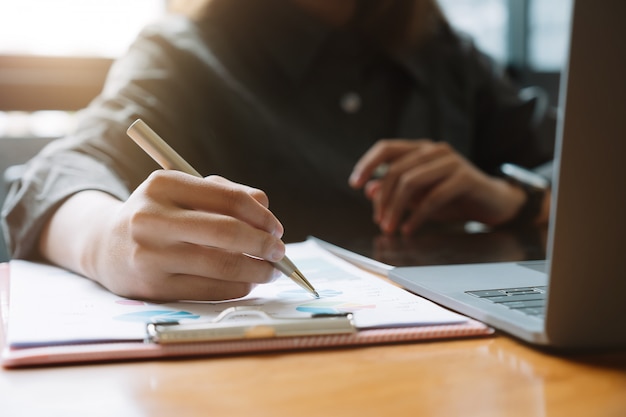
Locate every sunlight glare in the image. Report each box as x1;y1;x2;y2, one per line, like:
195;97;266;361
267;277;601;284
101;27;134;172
0;0;165;57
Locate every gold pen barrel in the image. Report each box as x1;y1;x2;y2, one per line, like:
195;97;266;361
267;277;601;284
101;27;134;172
127;119;202;177
271;259;319;298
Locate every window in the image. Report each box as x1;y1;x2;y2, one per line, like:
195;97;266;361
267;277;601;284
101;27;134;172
440;0;572;71
0;0;165;57
438;0;572;107
438;0;509;64
528;0;573;71
0;0;167;138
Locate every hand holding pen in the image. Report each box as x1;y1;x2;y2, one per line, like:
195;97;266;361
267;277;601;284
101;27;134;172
127;119;318;298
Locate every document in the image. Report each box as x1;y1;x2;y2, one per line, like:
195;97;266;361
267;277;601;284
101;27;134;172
6;239;468;349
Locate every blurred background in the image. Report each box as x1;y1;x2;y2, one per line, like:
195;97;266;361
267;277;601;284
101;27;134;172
0;0;573;261
0;0;573;138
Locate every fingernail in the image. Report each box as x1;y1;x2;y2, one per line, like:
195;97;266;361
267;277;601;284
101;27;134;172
349;171;360;186
269;242;285;262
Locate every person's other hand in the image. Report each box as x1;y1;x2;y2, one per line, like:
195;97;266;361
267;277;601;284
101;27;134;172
40;172;285;301
349;139;525;235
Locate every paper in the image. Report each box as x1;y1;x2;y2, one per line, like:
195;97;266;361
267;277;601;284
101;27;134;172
6;239;467;348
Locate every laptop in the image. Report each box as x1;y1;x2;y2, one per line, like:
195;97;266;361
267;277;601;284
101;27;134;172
388;0;626;350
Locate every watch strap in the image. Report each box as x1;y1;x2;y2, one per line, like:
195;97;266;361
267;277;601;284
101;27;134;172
499;163;549;226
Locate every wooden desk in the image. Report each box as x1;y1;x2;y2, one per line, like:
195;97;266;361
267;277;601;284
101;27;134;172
2;226;625;416
2;335;625;416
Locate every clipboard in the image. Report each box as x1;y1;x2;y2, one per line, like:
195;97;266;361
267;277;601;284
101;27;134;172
145;307;356;344
0;240;494;368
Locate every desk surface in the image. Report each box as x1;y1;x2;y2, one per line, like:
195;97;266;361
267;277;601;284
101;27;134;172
2;225;626;417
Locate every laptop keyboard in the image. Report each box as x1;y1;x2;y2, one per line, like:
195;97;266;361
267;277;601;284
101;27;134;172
466;286;548;318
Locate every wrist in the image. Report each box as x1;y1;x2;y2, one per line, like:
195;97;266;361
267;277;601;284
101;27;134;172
39;191;122;280
78;193;123;281
498;163;550;227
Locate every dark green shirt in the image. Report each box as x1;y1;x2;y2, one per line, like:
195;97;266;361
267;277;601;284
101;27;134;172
2;0;553;256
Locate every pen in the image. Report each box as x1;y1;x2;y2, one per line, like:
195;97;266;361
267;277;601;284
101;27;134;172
127;118;319;298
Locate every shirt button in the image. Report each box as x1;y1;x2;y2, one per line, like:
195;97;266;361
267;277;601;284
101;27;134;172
340;92;362;114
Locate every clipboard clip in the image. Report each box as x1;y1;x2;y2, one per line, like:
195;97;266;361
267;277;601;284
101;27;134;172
145;306;356;344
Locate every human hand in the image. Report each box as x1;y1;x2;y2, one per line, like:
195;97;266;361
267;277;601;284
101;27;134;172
40;171;286;301
348;139;525;235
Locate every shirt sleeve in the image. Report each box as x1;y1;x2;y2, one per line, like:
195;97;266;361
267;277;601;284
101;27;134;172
1;16;207;259
462;35;556;173
430;29;556;174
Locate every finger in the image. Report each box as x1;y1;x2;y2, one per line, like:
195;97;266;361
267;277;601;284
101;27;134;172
369;152;421;225
144;171;283;237
400;172;467;235
349;140;420;188
126;244;278;301
379;153;458;233
373;141;449;224
207;175;270;208
166;242;279;284
363;180;385;225
364;180;381;201
182;175;280;234
134;274;257;302
200;176;284;238
132;208;286;263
